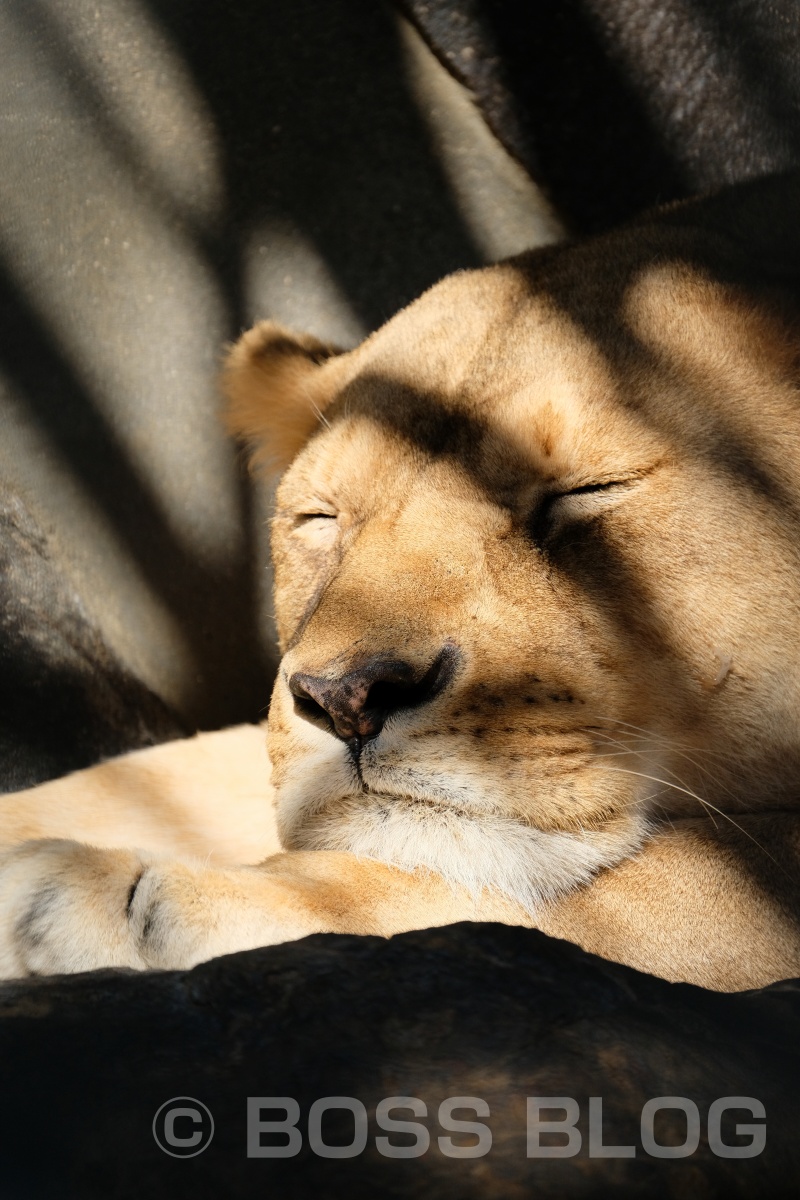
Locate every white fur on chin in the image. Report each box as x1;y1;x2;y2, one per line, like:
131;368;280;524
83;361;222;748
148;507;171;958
283;788;649;912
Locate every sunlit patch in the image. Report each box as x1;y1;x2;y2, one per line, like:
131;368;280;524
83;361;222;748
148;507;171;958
231;195;800;916
286;788;649;911
243;219;366;347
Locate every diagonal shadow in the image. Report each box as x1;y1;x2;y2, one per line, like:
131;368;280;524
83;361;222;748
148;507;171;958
686;0;800;168
145;0;484;332
5;0;221;241
400;0;800;236
313;176;800;926
0;264;270;731
399;0;688;233
0;0;490;768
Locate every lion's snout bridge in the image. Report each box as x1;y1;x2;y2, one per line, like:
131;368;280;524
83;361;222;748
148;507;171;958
288;644;460;743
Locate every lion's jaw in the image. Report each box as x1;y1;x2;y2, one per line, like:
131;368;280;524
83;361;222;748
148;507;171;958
267;668;653;910
255;237;800;907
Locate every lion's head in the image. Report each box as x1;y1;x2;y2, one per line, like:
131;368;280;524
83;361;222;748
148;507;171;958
224;174;800;909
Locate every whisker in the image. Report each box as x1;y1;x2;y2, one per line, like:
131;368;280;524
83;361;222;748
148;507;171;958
589;763;786;874
588;728;746;813
589;745;721;828
310;400;332;431
586;714;736;761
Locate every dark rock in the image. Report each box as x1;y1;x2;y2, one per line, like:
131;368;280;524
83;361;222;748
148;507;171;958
2;7;799;1197
0;488;184;791
0;923;796;1197
396;0;800;232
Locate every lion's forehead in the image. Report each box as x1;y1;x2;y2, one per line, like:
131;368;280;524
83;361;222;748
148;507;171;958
290;333;663;509
286;250;797;515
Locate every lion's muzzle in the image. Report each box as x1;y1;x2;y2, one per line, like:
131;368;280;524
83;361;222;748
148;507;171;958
288;644;461;744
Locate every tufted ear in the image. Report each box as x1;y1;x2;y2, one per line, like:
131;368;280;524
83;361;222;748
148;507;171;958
221;321;345;473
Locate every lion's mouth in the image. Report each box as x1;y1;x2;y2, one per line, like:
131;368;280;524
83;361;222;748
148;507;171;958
357;758;496;817
361;787;476;820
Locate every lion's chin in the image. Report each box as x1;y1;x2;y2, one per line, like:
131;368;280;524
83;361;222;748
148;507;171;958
281;789;650;912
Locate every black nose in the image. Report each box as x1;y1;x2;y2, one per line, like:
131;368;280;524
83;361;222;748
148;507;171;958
288;645;459;743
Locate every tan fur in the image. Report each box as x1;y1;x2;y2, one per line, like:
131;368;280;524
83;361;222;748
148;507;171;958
2;174;800;990
0;725;280;863
221;321;343;472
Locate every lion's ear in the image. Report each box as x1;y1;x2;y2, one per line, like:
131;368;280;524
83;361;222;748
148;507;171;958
222;321;344;472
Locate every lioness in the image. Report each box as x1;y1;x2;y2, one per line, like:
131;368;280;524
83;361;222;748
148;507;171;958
2;173;800;991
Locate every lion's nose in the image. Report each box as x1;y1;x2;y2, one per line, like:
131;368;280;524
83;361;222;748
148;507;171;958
288;646;459;744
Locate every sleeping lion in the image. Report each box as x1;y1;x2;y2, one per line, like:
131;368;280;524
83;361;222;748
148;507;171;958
2;173;800;992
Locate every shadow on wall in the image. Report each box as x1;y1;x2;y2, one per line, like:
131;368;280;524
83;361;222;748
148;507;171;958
398;0;800;232
2;0;797;791
0;0;561;786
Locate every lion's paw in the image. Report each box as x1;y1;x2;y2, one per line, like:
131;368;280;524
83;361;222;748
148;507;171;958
0;839;150;978
0;840;272;978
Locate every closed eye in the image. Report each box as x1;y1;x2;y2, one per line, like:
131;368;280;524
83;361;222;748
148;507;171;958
290;510;340;546
292;507;338;528
531;478;641;543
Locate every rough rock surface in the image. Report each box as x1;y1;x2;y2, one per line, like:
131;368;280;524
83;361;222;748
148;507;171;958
0;923;796;1198
2;5;799;1197
0;0;561;769
397;0;800;231
0;487;183;790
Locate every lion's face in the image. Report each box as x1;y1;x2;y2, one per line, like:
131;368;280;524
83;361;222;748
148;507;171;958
226;193;800;906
